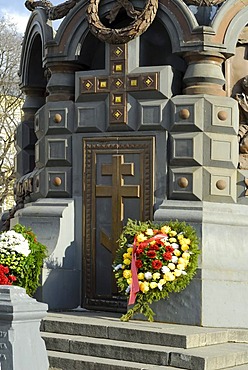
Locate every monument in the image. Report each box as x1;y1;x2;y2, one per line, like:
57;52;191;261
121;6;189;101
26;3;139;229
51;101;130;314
9;0;248;327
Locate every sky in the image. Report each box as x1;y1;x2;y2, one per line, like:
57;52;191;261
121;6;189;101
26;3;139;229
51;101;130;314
0;0;62;35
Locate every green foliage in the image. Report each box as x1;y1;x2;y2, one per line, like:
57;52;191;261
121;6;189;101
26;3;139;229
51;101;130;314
114;218;200;322
11;224;47;296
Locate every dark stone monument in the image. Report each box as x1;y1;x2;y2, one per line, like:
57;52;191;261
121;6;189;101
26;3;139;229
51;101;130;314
10;0;248;327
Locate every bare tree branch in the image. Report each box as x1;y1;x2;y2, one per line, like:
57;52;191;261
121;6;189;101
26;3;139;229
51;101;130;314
0;17;23;211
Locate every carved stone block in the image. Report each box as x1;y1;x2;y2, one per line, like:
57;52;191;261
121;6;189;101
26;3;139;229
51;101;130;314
203;167;237;202
203;133;238;168
15;121;36;151
204;96;239;134
35;102;74;138
75;101;107;132
171;96;205;132
35;135;72;167
30;167;72;198
15;150;35;179
170;132;203;166
137;99;171;130
169;167;203;201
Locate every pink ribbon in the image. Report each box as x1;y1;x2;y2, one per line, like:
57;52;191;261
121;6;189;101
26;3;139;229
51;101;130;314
128;233;167;305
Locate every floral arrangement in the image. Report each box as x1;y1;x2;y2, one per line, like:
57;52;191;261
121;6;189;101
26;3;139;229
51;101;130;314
114;219;200;321
0;224;47;295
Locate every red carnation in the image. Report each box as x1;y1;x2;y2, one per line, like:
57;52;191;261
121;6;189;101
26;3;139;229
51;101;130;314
135;260;143;269
163;252;173;261
147;250;156;258
136;246;145;256
149;244;160;251
166;245;174;253
152;260;163;270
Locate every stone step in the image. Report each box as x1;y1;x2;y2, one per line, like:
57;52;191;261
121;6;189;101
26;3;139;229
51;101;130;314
42;331;248;370
48;350;186;370
43;312;235;349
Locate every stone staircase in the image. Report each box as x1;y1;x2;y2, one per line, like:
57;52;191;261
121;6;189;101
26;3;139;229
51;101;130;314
41;311;248;370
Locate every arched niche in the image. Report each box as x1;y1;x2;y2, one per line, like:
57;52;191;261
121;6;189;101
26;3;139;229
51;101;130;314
46;0;197;62
212;0;248;51
225;25;248;98
20;10;53;89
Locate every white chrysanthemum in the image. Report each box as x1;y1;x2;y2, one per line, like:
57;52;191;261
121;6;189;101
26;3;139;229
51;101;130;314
171;243;179;249
144;272;153;280
157;283;163;291
161;266;170;274
0;231;31;257
171;256;178;263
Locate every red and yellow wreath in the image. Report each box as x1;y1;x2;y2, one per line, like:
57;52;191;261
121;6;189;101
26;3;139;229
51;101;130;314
114;219;200;321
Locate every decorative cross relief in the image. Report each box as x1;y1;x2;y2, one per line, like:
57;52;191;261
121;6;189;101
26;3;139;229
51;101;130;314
96;154;140;255
80;43;160;125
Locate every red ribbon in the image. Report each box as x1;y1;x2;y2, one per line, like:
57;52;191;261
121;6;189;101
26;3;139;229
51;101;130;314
128;233;167;305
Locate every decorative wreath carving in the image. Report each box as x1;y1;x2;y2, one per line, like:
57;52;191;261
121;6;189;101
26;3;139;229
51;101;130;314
184;0;225;5
25;0;81;20
86;0;159;44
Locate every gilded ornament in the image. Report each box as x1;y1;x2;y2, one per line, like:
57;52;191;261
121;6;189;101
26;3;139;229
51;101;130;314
87;0;159;44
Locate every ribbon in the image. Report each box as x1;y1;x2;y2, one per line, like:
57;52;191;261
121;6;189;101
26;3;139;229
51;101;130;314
128;233;168;305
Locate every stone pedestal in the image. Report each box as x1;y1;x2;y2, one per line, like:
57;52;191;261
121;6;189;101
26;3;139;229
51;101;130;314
0;286;48;370
10;199;80;310
151;200;248;328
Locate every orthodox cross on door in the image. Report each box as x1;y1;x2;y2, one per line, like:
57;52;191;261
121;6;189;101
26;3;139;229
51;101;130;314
80;43;160;124
96;154;140;255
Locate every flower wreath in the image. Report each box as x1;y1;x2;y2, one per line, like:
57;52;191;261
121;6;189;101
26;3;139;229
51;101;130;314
0;224;47;295
114;219;200;321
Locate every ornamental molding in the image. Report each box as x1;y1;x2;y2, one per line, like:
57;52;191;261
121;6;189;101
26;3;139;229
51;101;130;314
25;0;81;20
25;0;158;43
184;0;225;5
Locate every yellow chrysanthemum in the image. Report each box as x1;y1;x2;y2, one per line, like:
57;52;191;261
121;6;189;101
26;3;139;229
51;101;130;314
163;272;175;281
182;252;190;260
140;282;149;293
127;247;133;254
150;282;158;289
138;272;145;280
179;238;186;245
159;279;166;285
169;237;177;243
127;278;132;285
174;269;182;277
178;257;187;265
169;230;177;237
168;262;176;270
184;238;191;245
136;233;147;243
177;234;184;240
145;228;154;236
123;270;132;279
181;244;189;251
177;264;185;270
123;258;131;265
161;225;171;234
174;249;181;257
152;272;161;280
123;253;131;259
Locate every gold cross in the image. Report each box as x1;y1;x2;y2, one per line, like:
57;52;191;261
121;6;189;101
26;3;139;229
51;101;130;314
96;155;140;255
80;44;159;125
